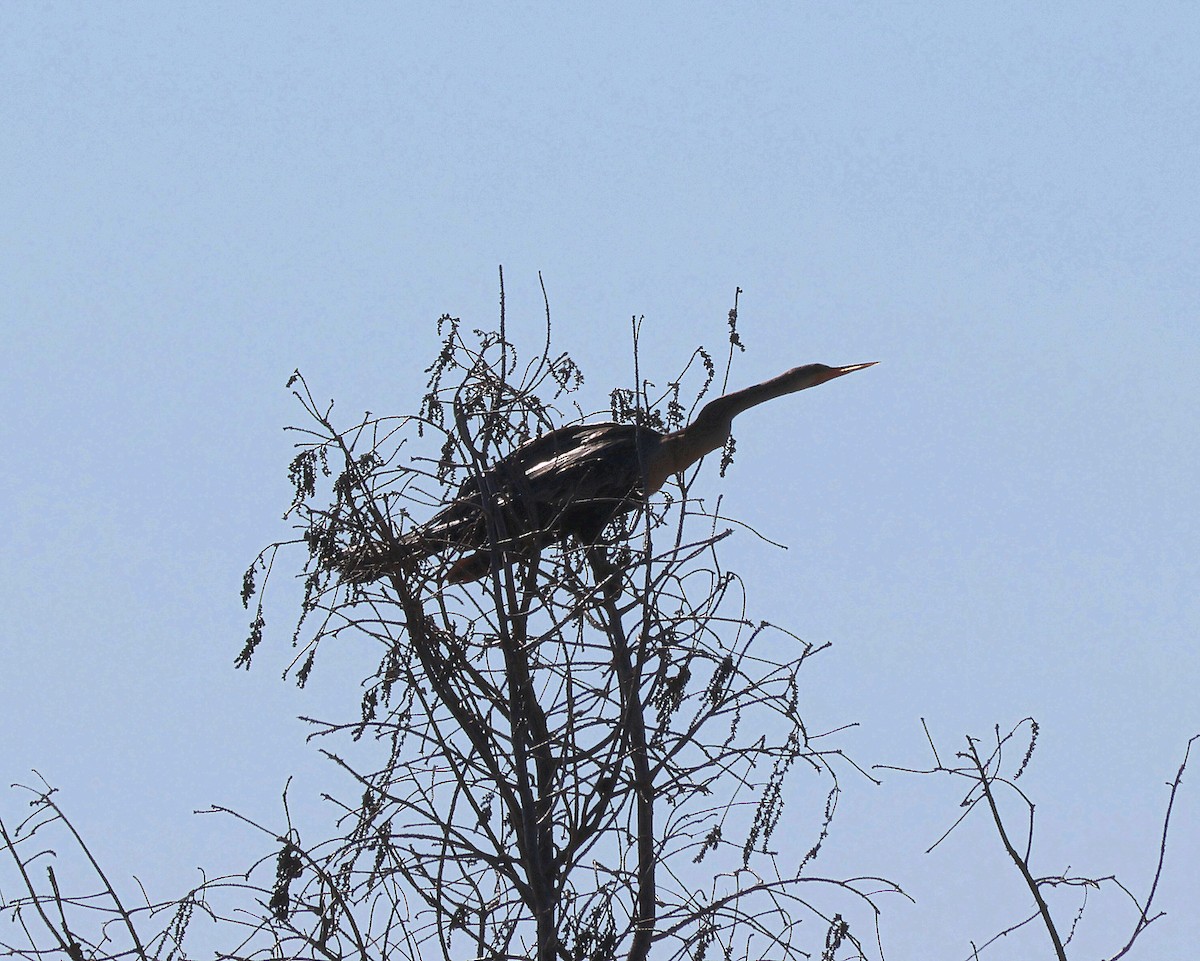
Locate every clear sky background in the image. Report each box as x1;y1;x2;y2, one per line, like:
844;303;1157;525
3;4;1197;958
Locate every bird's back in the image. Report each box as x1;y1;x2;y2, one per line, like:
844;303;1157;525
422;421;664;547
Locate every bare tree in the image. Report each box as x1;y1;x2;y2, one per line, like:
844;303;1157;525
880;720;1197;961
229;286;899;960
0;774;209;961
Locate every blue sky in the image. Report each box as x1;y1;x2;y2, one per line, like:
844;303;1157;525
3;4;1197;957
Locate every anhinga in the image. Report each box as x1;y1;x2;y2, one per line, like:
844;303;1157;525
342;361;876;584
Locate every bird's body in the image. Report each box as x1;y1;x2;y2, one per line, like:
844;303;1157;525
343;361;875;584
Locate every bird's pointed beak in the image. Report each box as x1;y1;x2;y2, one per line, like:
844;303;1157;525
827;361;879;380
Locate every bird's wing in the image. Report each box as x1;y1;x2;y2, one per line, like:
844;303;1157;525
400;425;610;548
514;424;655;537
404;423;652;552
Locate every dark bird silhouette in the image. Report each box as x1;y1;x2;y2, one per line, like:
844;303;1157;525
342;361;876;584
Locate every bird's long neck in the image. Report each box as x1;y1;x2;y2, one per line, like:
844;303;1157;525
645;366;837;492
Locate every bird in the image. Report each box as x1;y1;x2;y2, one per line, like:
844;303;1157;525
340;361;876;585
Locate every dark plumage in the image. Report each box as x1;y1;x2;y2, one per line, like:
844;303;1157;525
342;361;875;584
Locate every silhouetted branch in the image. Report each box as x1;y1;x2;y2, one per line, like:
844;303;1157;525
962;736;1066;961
1104;732;1198;961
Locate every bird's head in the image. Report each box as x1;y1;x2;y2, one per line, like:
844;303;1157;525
787;361;879;388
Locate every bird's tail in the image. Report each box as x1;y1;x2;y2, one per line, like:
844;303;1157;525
334;540;413;584
335;508;477;584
